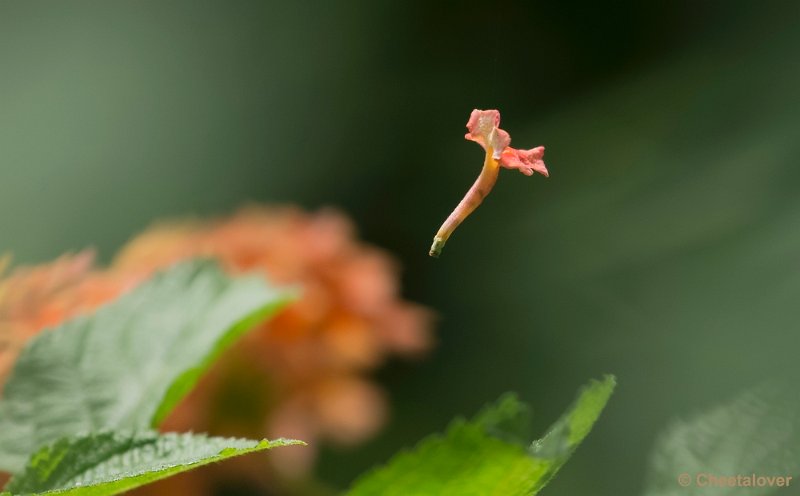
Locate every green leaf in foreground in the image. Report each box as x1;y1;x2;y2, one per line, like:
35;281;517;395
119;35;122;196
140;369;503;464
3;431;304;495
0;260;294;473
347;375;615;496
644;385;800;496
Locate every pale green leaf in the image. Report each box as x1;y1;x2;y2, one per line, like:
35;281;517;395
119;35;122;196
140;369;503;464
347;375;615;496
4;431;303;496
644;385;800;496
0;260;294;473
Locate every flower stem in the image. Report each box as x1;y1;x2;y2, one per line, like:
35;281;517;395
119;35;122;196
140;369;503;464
429;149;500;257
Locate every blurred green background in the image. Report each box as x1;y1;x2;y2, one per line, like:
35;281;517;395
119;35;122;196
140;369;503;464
2;1;800;495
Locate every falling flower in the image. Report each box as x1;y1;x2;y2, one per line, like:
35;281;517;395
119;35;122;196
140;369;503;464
429;109;548;257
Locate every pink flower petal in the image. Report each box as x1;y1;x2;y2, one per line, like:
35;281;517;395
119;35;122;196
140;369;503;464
464;109;511;159
499;146;548;177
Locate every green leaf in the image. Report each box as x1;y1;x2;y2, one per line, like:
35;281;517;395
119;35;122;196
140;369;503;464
3;431;304;495
644;385;800;496
0;260;294;473
347;375;615;496
528;375;616;490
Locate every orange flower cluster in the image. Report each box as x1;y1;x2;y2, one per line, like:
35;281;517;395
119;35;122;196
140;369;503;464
0;206;432;482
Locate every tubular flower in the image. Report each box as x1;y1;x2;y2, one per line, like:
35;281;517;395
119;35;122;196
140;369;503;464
429;109;548;257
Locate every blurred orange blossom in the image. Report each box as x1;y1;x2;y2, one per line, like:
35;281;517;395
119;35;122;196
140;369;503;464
0;205;433;485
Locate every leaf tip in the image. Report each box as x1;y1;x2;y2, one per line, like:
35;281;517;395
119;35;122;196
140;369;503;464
258;438;307;449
